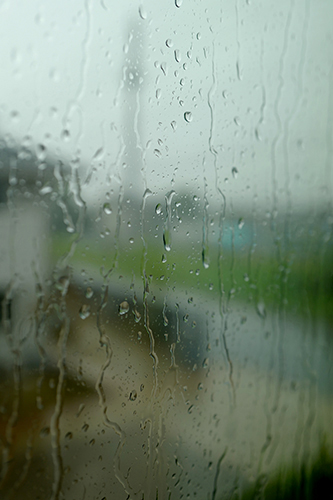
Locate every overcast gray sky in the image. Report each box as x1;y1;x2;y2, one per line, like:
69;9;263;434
0;0;332;212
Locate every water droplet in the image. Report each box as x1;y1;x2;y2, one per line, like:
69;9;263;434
202;358;209;369
40;427;50;438
184;111;192;123
171;120;177;131
92;147;104;160
39;185;53;196
76;404;85;418
202;251;210;269
197;382;203;390
154;149;161;158
174;49;181;63
160;62;167;76
175;0;183;7
10;110;19;122
61;129;70;141
103;203;112;215
129;390;137;401
238;218;244;229
256;302;266;319
196;32;201;40
133;309;141;323
188;297;193;304
161;254;167;263
56;276;70;296
155;203;162;215
119;301;130;315
82;423;89;432
79;304;91;320
138;5;147;19
156;88;161;99
166;39;173;48
163;231;171;252
65;432;73;440
36;143;47;161
129;237;134;244
232;167;238;178
85;287;94;299
183;313;189;323
163;190;175;252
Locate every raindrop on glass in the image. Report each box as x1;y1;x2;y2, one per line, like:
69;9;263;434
103;203;112;215
138;5;147;19
36;143;47;161
155;203;162;215
184;111;192;123
256;302;266;319
238;218;244;229
133;309;141;323
39;185;53;196
129;390;137;401
39;427;50;438
79;304;91;320
174;49;181;63
160;62;167;76
119;301;130;315
61;129;70;141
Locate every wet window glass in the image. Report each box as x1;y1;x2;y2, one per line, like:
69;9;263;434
0;0;333;498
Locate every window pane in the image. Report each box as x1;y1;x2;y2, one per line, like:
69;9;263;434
0;0;332;498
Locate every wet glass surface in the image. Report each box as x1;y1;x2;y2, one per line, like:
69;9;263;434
0;0;333;498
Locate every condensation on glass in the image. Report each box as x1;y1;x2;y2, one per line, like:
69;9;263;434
0;0;332;499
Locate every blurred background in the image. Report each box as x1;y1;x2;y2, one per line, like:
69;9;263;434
0;0;333;498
